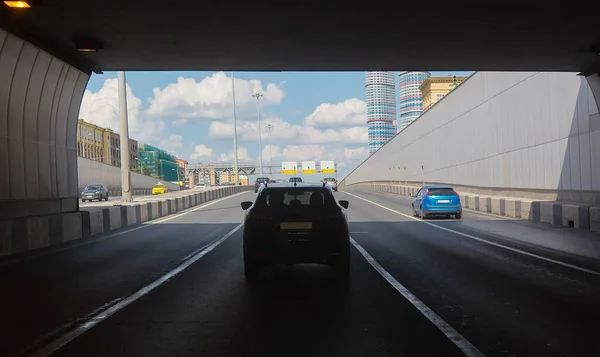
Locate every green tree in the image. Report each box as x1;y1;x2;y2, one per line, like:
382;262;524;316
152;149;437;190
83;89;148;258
141;164;152;176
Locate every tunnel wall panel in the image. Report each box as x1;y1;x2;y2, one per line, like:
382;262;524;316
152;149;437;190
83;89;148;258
343;71;600;203
0;28;90;219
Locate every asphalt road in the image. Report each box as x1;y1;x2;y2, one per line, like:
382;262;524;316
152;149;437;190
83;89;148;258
1;189;599;357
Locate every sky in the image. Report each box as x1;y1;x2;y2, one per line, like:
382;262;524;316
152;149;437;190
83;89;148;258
80;71;473;180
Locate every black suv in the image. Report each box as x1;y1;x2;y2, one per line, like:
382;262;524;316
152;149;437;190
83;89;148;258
240;183;350;281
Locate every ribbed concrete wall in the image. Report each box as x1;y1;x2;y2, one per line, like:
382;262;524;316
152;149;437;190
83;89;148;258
78;157;180;192
0;28;89;219
343;72;600;203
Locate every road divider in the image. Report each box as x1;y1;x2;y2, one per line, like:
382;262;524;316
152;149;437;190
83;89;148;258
0;186;253;258
344;182;599;233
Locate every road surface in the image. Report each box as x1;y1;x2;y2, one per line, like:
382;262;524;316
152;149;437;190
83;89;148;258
1;189;599;357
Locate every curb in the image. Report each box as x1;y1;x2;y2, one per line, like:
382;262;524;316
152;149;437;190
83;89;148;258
345;182;600;233
0;186;253;257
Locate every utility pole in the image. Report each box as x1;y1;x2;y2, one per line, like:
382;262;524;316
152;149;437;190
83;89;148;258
266;124;273;176
118;71;133;202
231;72;239;185
252;92;264;176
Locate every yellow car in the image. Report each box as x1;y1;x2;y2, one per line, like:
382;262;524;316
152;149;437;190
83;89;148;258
152;183;168;195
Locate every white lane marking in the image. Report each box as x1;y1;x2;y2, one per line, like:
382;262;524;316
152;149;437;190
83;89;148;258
344;192;600;277
29;223;244;357
0;191;250;267
351;237;485;357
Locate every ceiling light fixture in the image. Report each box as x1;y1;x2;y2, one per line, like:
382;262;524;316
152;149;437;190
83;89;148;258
3;1;31;8
74;37;103;53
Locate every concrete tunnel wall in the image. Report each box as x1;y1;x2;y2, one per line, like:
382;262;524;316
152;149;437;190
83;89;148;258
78;157;180;194
0;28;89;220
342;72;600;204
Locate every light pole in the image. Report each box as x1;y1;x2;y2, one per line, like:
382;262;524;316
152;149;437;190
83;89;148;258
118;71;133;202
231;72;239;185
266;123;273;175
252;92;264;176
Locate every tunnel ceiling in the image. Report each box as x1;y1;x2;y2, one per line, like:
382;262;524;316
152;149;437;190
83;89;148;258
1;1;600;74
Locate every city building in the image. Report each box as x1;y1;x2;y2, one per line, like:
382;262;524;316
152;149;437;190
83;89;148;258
365;71;397;155
109;132;138;170
76;119;111;164
397;71;430;132
138;143;179;182
175;158;188;186
420;75;468;112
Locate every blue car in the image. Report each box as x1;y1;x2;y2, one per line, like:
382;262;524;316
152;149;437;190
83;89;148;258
412;185;462;219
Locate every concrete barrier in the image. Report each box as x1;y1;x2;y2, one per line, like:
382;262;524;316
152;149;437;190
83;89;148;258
345;182;599;232
0;186;253;258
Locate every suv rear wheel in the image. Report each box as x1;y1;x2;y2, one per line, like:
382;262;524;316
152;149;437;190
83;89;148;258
244;261;259;281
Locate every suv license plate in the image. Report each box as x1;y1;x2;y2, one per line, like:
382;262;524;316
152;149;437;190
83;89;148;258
280;222;312;230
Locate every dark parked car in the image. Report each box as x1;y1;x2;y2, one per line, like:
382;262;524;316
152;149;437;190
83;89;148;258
81;184;109;202
240;182;350;281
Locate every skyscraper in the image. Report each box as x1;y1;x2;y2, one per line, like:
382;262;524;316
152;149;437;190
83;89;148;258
398;71;430;132
365;71;397;154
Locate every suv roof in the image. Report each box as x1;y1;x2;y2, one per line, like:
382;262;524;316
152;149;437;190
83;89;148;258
261;182;330;189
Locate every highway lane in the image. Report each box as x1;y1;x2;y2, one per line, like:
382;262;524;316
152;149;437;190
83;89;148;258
3;188;599;356
0;191;249;357
342;189;600;357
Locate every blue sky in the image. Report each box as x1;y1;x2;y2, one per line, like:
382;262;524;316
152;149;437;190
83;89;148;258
81;71;473;178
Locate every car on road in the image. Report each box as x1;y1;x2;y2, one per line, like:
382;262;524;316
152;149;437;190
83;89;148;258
240;182;351;281
254;177;270;193
322;177;338;191
289;177;303;183
81;184;109;202
412;185;462;219
152;183;168;195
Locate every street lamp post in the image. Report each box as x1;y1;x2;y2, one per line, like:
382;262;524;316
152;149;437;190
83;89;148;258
266;124;273;176
252;92;264;176
118;71;133;202
231;72;239;185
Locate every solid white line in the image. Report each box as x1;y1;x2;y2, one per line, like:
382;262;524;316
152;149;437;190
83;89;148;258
0;191;250;267
344;191;600;277
29;223;244;357
350;237;485;357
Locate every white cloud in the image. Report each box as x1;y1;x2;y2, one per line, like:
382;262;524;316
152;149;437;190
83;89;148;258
158;134;184;154
208;116;367;145
303;98;367;128
190;144;214;161
172;119;189;127
146;72;285;121
79;78;165;144
218;146;252;163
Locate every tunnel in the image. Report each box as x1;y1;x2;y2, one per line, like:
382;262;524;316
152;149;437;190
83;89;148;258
2;2;600;356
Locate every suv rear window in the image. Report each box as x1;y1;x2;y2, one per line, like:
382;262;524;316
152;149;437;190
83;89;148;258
255;187;337;209
428;187;456;196
256;177;269;183
324;178;336;182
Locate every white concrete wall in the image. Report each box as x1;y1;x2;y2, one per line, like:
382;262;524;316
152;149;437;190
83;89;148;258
344;72;600;193
77;157;180;192
0;28;89;219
